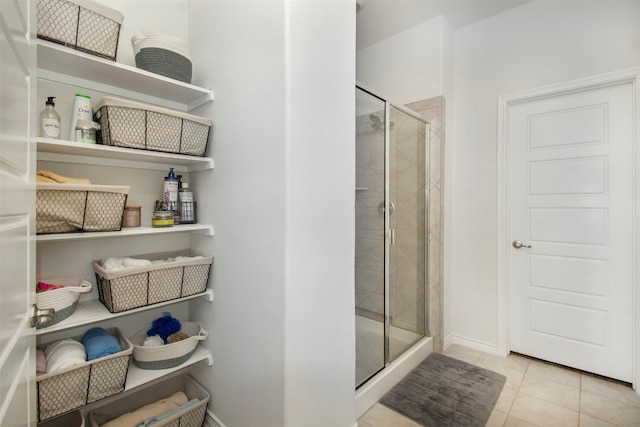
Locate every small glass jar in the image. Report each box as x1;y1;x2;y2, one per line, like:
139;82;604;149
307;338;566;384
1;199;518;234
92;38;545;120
75;120;98;144
152;210;174;227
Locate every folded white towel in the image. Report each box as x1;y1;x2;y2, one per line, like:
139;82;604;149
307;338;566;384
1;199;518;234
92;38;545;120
102;257;152;271
45;339;86;373
123;257;152;268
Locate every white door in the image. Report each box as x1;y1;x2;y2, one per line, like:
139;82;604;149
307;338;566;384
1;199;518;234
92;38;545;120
0;0;37;425
508;81;634;382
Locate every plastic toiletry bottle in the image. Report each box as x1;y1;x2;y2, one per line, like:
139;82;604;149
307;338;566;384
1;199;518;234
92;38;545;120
69;94;92;141
39;97;61;139
179;182;194;222
163;168;179;211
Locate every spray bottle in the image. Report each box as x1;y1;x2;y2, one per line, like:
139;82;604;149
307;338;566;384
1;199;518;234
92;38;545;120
39;97;61;139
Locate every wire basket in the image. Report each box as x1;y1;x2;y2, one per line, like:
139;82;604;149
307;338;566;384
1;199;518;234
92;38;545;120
35;277;92;329
130;322;208;370
37;0;123;61
88;375;209;427
94;96;212;157
36;184;129;234
93;251;213;313
36;327;132;421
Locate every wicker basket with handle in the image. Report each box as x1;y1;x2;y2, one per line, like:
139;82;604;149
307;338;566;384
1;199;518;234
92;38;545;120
35;277;92;328
129;322;208;370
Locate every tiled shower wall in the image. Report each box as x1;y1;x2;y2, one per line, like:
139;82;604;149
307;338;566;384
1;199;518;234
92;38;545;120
355;96;445;353
406;96;445;353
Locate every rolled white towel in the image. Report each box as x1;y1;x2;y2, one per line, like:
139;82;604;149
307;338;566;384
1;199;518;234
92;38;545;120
123;257;152;268
44;339;86;373
143;335;164;347
102;257;125;271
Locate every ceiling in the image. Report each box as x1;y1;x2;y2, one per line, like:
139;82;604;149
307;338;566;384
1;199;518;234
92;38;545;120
356;0;530;49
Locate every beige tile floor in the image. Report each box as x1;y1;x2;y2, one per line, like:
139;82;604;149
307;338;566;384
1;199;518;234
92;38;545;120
357;344;640;427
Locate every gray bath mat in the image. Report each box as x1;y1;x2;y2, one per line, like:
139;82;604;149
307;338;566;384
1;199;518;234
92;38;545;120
380;352;506;426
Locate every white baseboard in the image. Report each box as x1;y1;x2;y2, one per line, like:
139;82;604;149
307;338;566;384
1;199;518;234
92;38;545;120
355;336;433;419
450;334;500;355
443;333;454;351
205;409;225;427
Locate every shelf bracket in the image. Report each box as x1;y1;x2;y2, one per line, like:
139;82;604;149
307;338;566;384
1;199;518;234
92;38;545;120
201;289;215;302
192;225;214;237
204;353;214;367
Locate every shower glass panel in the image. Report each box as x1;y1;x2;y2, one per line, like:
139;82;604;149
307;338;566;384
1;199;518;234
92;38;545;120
388;105;427;362
355;86;428;389
355;88;386;388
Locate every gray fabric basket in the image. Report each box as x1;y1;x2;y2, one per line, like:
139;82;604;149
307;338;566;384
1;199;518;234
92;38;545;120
135;48;192;83
130;322;207;370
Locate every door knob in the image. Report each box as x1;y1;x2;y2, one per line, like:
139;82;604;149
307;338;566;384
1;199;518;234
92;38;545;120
512;240;532;249
29;304;55;328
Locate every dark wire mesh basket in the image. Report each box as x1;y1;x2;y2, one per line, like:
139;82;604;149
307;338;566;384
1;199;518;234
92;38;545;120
36;184;129;234
93;250;212;313
94;97;212;157
37;0;124;61
36;327;132;421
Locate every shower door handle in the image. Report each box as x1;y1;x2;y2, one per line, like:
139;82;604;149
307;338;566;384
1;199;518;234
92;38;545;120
379;201;395;216
390;229;396;245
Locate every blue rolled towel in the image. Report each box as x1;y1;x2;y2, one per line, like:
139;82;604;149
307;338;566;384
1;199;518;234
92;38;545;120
82;327;122;361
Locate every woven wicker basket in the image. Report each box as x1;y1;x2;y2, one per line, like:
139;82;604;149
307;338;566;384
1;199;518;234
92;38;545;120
130;322;208;370
35;277;92;329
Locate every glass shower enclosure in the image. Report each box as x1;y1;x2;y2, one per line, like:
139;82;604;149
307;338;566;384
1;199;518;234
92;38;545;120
355;85;429;388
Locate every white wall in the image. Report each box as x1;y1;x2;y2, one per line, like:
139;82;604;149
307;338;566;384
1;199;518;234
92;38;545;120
451;0;640;350
357;16;446;105
188;1;356;426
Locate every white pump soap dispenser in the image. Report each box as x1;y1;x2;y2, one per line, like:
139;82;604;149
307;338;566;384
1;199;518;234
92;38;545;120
39;97;61;139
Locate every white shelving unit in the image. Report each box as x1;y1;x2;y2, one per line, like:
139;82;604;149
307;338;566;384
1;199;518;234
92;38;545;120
35;291;214;336
38;138;215;172
35;39;215;418
37;40;214;112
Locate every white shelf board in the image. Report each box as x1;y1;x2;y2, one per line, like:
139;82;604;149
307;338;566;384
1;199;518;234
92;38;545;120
37;138;214;172
36;224;214;243
125;345;213;391
37;40;214;111
35;290;214;336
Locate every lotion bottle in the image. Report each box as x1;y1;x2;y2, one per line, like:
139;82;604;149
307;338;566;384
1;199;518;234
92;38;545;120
39;97;61;139
163;167;178;211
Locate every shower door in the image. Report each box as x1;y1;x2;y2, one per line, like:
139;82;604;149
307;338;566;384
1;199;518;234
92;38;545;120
355;86;428;388
355;88;386;387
